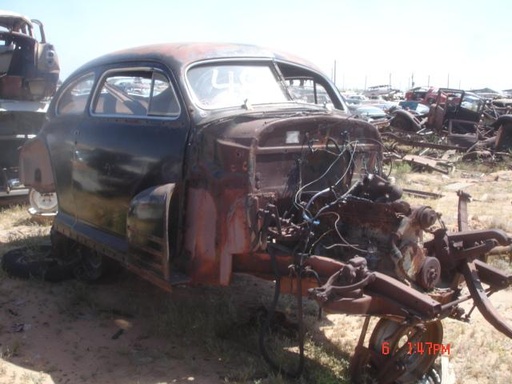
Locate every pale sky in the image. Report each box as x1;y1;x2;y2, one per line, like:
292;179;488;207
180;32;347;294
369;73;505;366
3;0;511;92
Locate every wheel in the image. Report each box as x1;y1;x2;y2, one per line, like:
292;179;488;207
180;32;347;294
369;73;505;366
28;188;58;214
351;318;443;384
1;245;74;282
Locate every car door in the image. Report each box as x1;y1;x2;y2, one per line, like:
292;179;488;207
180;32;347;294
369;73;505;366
72;66;189;241
45;72;96;220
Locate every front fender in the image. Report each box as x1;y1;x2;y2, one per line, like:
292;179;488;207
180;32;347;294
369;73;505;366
491;114;512;128
126;184;174;280
390;109;423;132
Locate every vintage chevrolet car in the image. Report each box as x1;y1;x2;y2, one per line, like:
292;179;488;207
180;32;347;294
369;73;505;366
19;42;353;286
16;43;512;383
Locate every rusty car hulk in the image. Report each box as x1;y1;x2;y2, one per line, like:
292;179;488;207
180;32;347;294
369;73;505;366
12;43;512;383
386;87;512;156
0;10;59;214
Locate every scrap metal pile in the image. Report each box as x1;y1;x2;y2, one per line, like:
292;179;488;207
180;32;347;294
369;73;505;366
379;89;512;168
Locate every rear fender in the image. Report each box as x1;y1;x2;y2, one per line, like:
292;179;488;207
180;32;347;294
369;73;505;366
19;137;54;193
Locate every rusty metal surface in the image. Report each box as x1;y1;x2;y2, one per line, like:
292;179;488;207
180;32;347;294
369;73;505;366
463;260;512;338
0;11;59;101
308;257;442;319
402;188;443;199
457;190;471;231
401;154;453;174
72;42;323;81
19;136;55;192
382;131;463;151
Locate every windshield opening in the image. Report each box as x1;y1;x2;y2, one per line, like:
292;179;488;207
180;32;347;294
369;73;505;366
187;63;289;109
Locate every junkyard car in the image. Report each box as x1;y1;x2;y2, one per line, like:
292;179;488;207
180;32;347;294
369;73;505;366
404;86;438;105
0;10;58;213
16;43;512;383
19;42;353;286
349;104;390;129
389;88;489;148
0;10;59;101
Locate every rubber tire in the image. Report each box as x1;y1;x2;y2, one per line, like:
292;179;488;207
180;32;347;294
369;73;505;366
1;245;74;282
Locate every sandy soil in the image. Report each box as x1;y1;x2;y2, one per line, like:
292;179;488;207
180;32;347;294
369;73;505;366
1;169;512;384
1;267;294;384
0;269;226;384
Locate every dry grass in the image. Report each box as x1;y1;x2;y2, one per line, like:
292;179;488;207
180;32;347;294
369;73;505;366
396;167;512;234
0;205;51;249
0;207;350;383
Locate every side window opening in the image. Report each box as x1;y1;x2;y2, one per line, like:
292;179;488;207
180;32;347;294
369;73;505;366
286;78;332;107
277;62;345;111
148;72;180;116
56;73;95;115
92;69;180;118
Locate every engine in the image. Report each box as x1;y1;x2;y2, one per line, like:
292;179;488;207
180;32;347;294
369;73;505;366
305;176;442;291
258;142;443;292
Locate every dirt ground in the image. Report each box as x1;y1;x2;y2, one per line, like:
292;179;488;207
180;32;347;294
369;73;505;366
2;168;512;384
1;268;272;384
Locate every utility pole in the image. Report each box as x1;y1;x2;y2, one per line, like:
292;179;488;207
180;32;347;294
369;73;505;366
332;60;337;85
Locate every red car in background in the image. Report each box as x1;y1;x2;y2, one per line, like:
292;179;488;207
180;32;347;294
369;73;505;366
405;86;440;105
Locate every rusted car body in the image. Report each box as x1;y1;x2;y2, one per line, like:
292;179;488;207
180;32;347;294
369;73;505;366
0;10;59;101
19;43;512;383
391;89;483;136
0;10;58;212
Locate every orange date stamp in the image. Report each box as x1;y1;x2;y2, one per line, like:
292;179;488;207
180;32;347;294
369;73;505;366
381;341;451;355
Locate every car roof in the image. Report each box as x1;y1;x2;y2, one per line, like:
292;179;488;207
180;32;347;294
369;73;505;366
71;42;323;77
0;10;32;31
